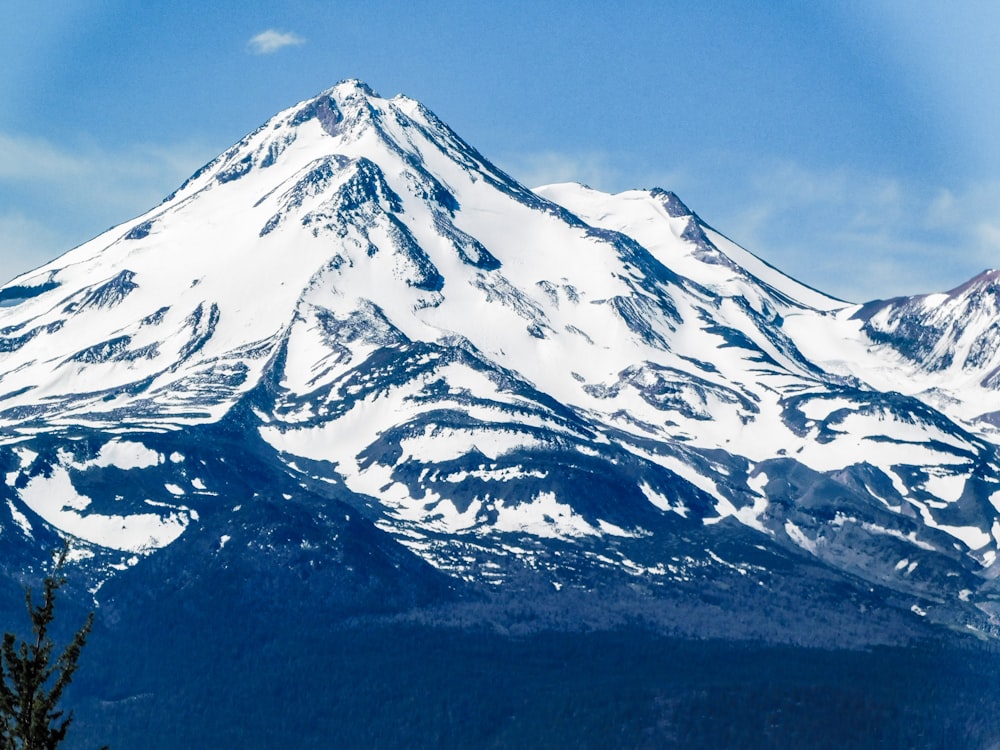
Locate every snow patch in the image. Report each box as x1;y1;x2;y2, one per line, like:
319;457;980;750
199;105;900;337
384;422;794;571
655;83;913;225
784;521;817;553
16;465;191;552
638;482;688;517
493;492;599;539
597;519;644;538
746;471;768;496
921;471;965;504
94;440;161;470
861;522;936;551
6;500;32;537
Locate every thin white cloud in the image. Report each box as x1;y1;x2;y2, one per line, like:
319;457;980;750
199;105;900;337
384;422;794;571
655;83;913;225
497;149;681;195
0;131;213;279
499;151;619;191
0;132;89;181
709;160;1000;302
0;131;207;194
0;133;212;206
0;212;69;281
247;29;305;55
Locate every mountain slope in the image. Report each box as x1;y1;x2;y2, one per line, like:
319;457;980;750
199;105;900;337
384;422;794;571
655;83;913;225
1;80;999;647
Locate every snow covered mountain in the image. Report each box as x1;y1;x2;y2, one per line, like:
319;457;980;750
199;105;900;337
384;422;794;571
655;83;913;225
2;80;1000;644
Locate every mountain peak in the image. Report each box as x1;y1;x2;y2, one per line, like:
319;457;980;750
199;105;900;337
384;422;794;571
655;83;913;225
944;267;1000;300
325;78;379;99
648;187;694;218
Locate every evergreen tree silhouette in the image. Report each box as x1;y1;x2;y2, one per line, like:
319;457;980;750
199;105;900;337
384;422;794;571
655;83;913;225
0;549;105;750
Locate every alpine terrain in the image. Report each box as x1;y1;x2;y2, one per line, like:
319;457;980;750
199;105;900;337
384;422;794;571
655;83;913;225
3;81;1000;747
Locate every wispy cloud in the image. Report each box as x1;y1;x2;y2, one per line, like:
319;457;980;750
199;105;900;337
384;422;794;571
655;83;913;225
496;149;681;195
247;29;305;55
0;132;209;219
497;151;620;191
705;160;1000;302
0;131;212;279
0;132;203;188
0;212;69;280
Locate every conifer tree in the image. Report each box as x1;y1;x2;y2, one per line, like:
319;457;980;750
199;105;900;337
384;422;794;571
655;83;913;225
0;549;102;750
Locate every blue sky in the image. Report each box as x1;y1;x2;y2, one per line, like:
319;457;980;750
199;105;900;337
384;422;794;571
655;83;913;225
1;1;998;302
